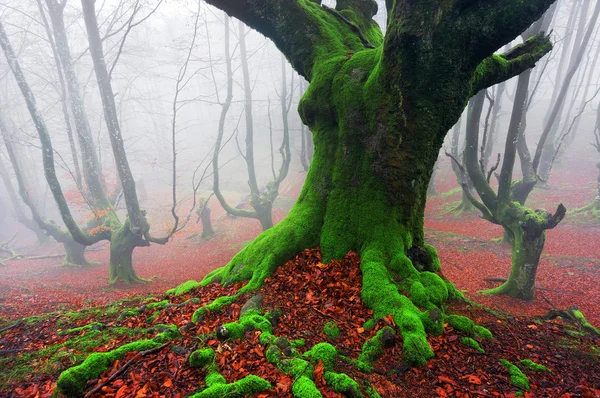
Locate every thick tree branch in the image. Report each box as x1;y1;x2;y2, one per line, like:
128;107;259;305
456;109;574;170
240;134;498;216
471;32;552;96
204;0;374;79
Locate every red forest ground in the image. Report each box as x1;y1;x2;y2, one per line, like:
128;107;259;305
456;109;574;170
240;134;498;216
0;158;599;329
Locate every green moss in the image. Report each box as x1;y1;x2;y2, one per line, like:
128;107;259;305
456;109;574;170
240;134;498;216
447;314;474;334
190;348;216;368
323;372;360;397
304;342;338;370
409;281;428;308
499;359;530;391
192;295;238;323
519;359;551;372
323;321;340;340
146;300;169;310
190;374;271;397
461;337;484;353
357;326;394;372
220;310;273;340
57;340;162;395
419;272;448;305
363;319;376;331
56;325;178;395
291;339;306;348
147;311;160;323
166;279;201;296
572;310;600;335
447;315;493;339
58;322;103;335
473;325;493;339
292;375;323;398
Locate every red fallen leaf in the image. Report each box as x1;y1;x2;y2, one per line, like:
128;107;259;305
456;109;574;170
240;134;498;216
314;360;325;385
277;376;292;393
467;375;481;385
436;387;448;397
385;314;396;327
163;378;173;388
306;290;314;301
115;385;128;398
437;376;458;386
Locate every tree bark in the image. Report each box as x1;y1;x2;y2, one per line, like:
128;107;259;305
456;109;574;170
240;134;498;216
45;0;110;210
201;0;556;365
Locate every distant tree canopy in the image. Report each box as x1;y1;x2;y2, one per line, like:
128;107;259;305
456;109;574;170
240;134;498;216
194;0;556;366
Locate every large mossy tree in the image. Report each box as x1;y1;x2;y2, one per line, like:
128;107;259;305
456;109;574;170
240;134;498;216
194;0;557;366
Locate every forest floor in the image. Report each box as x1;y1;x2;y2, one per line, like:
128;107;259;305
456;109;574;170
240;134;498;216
1;160;599;397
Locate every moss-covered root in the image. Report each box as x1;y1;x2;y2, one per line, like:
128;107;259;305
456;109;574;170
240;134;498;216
56;324;180;395
356;327;395;372
461;337;484;353
198;198;323;293
446;315;493;339
324;372;361;398
499;359;530;391
519;359;551;372
166;279;202;296
188;346;271;397
191;373;271;398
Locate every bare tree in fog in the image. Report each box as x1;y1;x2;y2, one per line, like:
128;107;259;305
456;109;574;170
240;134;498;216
0;147;49;245
0;114;90;265
448;5;582;300
0;0;183;283
575;103;600;216
538;0;597;180
212;18;293;231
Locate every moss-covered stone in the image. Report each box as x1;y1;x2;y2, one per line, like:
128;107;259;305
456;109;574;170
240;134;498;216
304;342;338;370
500;359;530;391
323;321;340;340
189;348;216;368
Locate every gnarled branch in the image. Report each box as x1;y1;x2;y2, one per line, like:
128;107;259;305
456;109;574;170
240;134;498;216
471;32;552;96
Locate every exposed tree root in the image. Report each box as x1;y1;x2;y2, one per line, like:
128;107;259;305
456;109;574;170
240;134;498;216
543;306;600;336
483;278;582;294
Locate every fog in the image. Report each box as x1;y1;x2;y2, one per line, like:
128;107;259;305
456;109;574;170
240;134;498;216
0;1;597;264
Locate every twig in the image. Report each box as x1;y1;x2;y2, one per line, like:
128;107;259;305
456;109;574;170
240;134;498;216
0;322;20;334
311;307;336;320
84;342;170;397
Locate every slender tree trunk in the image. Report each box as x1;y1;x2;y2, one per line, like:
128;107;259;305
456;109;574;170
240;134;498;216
36;0;83;188
200;205;215;240
45;0;110;209
63;240;90;267
539;0;593;179
109;220;146;284
485;225;545;300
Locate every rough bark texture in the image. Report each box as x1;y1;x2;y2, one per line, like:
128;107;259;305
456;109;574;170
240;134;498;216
194;0;556;365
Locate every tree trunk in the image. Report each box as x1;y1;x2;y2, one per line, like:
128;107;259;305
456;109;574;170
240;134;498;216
62;240;90;267
109;221;146;284
483;224;545;300
200;206;215;240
